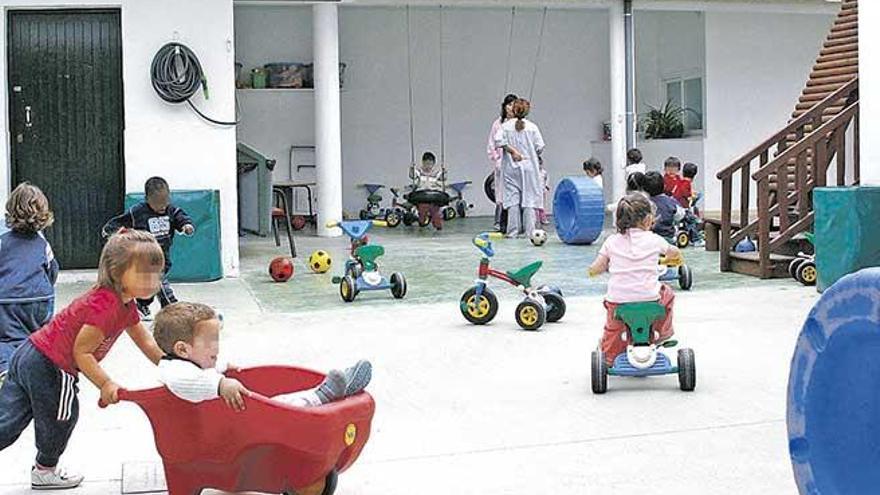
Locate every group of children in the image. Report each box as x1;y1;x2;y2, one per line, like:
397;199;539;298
0;179;372;489
582;150;703;246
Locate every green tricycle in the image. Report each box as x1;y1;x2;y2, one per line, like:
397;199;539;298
591;302;696;394
328;219;407;303
459;232;566;331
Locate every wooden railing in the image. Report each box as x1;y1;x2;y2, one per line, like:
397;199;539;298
716;78;859;277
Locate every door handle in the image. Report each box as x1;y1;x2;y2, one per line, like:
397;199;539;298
25;106;32;128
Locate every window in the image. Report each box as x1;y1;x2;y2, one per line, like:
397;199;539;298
664;76;703;131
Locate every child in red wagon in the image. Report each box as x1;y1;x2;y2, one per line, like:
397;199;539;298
152;302;371;411
588;193;682;365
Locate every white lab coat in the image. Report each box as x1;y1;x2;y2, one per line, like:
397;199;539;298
494;118;545;210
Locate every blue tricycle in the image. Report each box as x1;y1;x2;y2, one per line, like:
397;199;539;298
328;220;407;303
591;302;696;394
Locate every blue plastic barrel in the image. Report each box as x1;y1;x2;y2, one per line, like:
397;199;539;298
787;267;880;494
552;177;604;245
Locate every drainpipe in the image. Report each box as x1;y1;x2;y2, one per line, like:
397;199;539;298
609;1;626;203
624;0;636;150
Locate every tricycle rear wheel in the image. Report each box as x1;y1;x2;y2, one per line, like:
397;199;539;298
678;348;696;391
591;350;608;394
515;299;545;331
340;276;358;303
543;293;566;323
390;272;407;299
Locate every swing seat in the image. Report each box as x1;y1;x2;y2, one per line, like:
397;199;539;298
506;261;543;287
407;189;450;206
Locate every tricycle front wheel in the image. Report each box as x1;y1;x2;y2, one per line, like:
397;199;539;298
390;272;407;299
460;286;499;325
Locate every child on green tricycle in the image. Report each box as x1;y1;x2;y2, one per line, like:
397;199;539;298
588;193;683;366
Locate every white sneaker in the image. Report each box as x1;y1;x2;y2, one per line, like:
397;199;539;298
31;465;84;490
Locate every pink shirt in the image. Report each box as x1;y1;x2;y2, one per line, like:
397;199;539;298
599;229;672;303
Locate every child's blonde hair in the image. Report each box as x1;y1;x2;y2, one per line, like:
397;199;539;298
153;302;218;355
5;182;53;234
96;229;165;294
615;193;656;234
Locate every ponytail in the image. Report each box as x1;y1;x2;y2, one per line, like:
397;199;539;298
512;98;531;132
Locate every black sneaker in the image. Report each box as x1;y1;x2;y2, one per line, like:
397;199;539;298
0;370;6;389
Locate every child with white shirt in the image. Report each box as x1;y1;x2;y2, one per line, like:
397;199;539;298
625;148;647;178
588;193;681;365
153;302;371;411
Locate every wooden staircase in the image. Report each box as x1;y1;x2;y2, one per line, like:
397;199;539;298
716;0;859;278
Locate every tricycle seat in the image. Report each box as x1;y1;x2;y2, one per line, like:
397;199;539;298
355;245;384;271
506;261;543;287
614;302;666;345
610;352;675;376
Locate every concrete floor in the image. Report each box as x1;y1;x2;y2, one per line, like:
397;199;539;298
0;218;816;495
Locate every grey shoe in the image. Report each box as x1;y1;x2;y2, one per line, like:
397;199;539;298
31;465;84;490
343;360;372;396
315;369;347;404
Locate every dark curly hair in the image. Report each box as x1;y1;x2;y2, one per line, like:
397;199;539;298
5;182;54;234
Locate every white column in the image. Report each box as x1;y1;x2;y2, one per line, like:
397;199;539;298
860;1;880;185
314;3;343;236
609;1;627;202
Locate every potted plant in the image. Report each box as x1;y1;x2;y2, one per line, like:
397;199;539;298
642;100;686;139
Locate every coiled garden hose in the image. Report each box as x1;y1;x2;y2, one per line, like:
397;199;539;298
150;42;239;126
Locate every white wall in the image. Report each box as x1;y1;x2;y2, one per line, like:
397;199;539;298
635;10;705;120
861;0;880;185
235;5;610;216
0;0;239;275
703;11;834;211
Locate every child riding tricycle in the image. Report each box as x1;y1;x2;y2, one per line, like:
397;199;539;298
328;219;407;302
459;232;565;330
588;193;696;393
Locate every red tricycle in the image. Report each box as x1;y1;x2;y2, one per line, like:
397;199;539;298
459;232;566;331
111;366;374;495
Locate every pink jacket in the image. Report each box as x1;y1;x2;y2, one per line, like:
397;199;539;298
487;118;503;168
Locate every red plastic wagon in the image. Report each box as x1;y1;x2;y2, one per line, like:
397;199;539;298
114;366;375;495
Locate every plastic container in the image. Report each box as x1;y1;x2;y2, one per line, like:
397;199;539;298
251;68;267;89
265;63;309;88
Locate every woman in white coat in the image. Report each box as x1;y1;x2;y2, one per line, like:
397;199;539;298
494;98;545;238
486;94;518;231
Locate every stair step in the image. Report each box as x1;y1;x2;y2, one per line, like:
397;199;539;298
728;252;797;279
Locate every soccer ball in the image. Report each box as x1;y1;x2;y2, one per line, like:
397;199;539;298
269;257;294;282
530;229;548;247
308;250;332;274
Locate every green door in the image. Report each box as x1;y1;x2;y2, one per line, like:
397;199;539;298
8;9;124;268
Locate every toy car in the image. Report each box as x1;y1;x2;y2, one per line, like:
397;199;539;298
459;232;565;331
328;220;407;302
591;302;696;394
